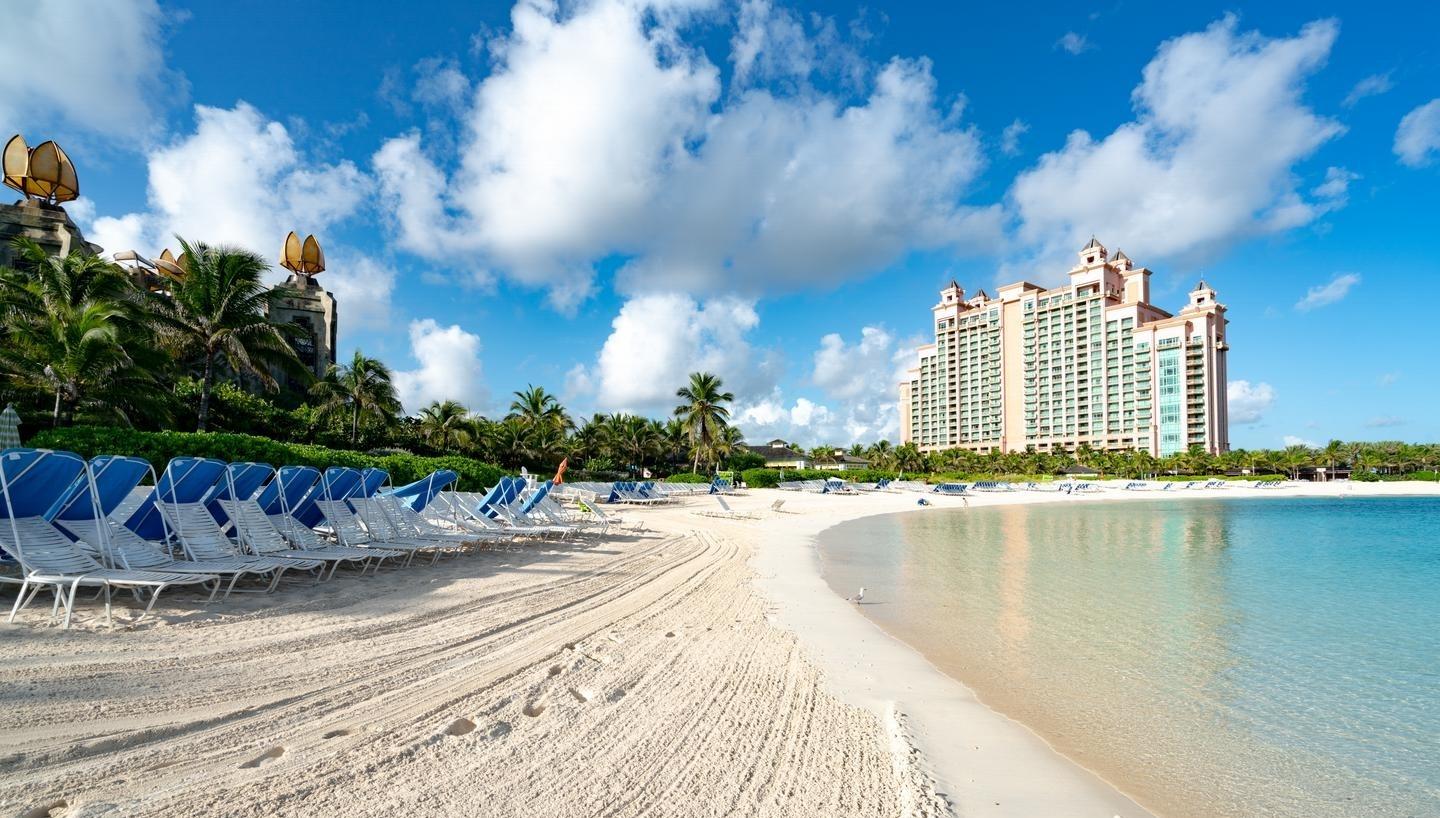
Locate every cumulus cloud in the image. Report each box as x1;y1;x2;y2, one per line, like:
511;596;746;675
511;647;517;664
1283;435;1318;448
575;293;779;414
1341;72;1393;107
373;0;997;310
392;319;488;414
1295;273;1359;311
1228;380;1276;424
1009;16;1344;278
0;0;184;142
729;325;916;446
322;252;398;338
1394;99;1440;167
1056;32;1092;55
89;103;370;266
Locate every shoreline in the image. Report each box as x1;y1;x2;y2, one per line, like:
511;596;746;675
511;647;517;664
747;479;1440;818
1;480;1436;816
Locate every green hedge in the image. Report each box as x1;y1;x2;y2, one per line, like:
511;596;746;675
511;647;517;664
26;426;506;491
659;472;711;484
740;468;902;487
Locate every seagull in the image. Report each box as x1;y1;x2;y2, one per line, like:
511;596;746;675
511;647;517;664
850;587;866;603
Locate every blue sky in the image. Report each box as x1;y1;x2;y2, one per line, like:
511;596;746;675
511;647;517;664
4;0;1438;449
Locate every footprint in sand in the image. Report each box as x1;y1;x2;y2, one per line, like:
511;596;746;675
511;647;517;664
665;631;677;638
523;698;548;718
322;728;353;739
21;799;69;818
547;664;564;677
444;717;477;737
488;721;513;739
606;686;629;703
568;686;595;703
241;746;286;769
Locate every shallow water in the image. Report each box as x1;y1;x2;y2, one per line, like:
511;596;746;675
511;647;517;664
819;496;1440;818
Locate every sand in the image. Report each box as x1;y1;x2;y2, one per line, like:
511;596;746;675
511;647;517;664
2;479;1435;817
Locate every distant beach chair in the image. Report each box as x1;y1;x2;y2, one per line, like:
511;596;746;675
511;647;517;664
695;495;758;520
931;483;968;496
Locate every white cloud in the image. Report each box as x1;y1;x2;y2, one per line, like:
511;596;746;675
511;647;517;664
582;293;778;414
374;0;997;309
1056;32;1091;55
729;325;916;446
1365;416;1405;428
813;326;895;399
1341;72;1393;107
1001;119;1029;156
618;56;998;295
1312;166;1358;202
1394;99;1440;167
1283;435;1318;448
392;319;488;415
1228;380;1276;425
90;103;370;269
322;252;398;337
1377;372;1400;387
0;0;183;142
1295;273;1359;311
1010;16;1344;278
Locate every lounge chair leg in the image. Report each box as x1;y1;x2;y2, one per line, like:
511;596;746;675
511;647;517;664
222;573;243;601
64;579;84;629
138;585;165;623
266;568;287;593
205;579;220;604
103;584;113;628
9;579;32;623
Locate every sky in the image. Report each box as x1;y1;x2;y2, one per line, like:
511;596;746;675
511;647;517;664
3;0;1438;450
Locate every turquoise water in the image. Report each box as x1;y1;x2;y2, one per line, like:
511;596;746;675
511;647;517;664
819;497;1440;818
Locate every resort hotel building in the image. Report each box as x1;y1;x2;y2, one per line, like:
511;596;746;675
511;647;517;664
899;239;1229;457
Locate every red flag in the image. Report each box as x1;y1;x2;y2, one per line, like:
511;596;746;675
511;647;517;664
554;457;569;485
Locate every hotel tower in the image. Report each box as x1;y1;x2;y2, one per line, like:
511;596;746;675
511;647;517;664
899;239;1229;456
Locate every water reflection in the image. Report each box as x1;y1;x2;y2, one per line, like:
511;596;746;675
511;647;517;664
820;498;1440;818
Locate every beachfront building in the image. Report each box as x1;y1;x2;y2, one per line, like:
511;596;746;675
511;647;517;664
899;238;1229;456
814;451;873;472
745;440;811;469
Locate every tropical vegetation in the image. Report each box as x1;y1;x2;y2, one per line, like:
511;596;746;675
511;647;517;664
2;236;1436;483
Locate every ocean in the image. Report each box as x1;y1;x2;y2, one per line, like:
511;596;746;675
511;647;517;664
819;496;1440;817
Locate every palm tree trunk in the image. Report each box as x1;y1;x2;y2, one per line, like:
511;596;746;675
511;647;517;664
52;389;61;428
351;404;360;445
197;351;215;432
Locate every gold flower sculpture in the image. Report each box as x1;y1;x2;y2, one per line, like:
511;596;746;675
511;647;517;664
3;134;79;204
279;231;325;276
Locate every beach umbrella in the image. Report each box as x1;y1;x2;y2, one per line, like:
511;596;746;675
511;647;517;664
0;404;21;449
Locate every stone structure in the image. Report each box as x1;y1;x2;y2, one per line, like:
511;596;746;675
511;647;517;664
0;199;99;267
268;271;338;385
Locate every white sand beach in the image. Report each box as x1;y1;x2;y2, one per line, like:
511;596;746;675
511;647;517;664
3;480;1438;818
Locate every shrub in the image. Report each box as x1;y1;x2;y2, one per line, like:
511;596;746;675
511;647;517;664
26;426;506;491
740;468;900;487
722;451;766;472
660;472;711;484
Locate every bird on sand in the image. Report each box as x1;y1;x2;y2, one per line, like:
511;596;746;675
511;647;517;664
849;587;866;603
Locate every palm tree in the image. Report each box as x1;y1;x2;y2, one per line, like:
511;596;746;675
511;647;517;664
417;399;473;451
866;440;895;470
606;414;662;471
673;372;734;472
310;349;402;445
0;238;169;426
149;238;307;431
508;385;571;432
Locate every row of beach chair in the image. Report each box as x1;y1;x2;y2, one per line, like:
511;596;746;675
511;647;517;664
0;448;624;629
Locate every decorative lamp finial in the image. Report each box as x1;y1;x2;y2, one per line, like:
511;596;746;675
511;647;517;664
280;231;325;276
3;134;79;204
